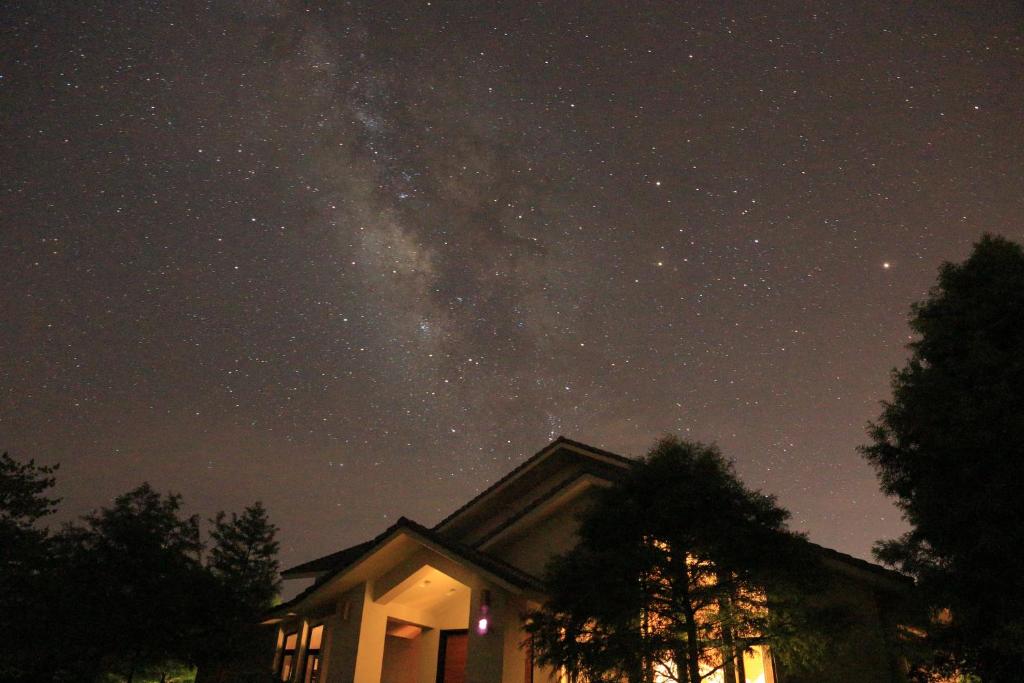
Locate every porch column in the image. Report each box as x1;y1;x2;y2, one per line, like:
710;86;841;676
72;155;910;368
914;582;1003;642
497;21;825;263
465;583;510;683
353;582;389;683
325;584;370;683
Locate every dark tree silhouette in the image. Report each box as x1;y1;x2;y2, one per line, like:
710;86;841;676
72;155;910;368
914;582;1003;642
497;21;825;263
0;452;60;681
209;502;281;614
197;502;282;676
526;436;832;683
54;483;211;682
0;452;59;539
862;234;1024;680
0;449;282;682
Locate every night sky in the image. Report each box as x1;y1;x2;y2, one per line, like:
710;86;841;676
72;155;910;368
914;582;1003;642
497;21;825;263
3;1;1022;579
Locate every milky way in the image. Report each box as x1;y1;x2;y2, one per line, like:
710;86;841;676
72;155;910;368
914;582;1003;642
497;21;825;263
3;1;1022;580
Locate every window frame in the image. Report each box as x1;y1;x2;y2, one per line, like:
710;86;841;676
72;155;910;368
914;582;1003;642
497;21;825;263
302;623;326;683
278;629;300;682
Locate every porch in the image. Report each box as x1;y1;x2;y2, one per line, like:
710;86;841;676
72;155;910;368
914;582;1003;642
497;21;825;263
267;518;544;683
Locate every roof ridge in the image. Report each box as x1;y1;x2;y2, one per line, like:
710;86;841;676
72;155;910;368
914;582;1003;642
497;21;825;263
283;438;631;578
433;436;631;532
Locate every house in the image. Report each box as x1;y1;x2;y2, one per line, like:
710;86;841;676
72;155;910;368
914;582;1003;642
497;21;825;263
263;437;911;683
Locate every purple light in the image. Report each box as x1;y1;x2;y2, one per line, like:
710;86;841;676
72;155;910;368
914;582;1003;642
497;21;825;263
477;588;491;635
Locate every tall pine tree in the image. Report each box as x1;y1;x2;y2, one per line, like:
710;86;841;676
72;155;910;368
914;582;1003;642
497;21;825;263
208;502;281;614
862;234;1024;680
196;502;281;676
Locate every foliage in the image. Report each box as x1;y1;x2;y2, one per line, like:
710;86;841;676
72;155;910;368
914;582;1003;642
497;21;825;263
526;436;834;683
98;661;197;683
862;234;1024;681
52;484;212;681
198;503;282;668
0;451;60;581
0;451;60;533
0;451;281;683
209;502;282;615
0;452;61;681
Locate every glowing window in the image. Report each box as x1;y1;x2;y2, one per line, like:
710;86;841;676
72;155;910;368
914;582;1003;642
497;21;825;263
741;645;774;683
309;624;324;650
698;647;775;683
304;624;325;683
280;631;299;681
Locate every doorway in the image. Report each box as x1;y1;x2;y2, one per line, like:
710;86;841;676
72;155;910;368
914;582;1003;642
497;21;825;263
435;629;468;683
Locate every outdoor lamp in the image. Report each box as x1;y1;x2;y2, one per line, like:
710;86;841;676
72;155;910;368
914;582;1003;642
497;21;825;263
477;589;491;634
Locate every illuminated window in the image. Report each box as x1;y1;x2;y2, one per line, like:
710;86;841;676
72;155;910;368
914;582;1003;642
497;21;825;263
740;645;774;683
303;624;325;683
641;542;775;683
280;631;299;681
696;647;775;683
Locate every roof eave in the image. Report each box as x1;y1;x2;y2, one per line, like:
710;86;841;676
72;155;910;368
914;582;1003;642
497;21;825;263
269;518;543;617
433;436;632;534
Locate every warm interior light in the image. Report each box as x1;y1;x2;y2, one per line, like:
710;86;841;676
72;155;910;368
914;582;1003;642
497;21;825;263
742;645;770;683
309;625;324;650
477;617;489;634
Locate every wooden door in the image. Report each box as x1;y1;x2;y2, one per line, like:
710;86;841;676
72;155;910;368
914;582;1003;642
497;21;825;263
436;630;468;683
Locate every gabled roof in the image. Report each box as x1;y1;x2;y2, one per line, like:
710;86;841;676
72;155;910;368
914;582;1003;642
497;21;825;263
281;436;631;578
277;436;909;608
269;516;543;618
398;517;543;591
475;470;611;550
433;436;632;535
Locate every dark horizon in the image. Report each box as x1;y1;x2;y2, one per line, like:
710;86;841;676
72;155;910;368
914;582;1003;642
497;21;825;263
3;1;1022;576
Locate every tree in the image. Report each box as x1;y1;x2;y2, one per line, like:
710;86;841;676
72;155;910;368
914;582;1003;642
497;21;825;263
208;502;281;615
0;452;60;543
0;451;60;576
54;483;211;682
197;503;282;672
526;436;831;683
862;234;1024;680
0;449;283;682
0;452;60;681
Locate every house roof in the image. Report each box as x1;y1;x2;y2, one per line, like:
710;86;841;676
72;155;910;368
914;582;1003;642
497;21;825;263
281;539;376;579
808;541;913;586
475;470;611;550
269;516;544;618
277;436;909;605
432;435;633;534
281;436;631;578
393;517;544;591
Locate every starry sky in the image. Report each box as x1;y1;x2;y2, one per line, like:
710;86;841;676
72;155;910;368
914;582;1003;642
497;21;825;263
3;1;1022;579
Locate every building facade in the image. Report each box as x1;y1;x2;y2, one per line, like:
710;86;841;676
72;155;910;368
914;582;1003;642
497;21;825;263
264;438;910;683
